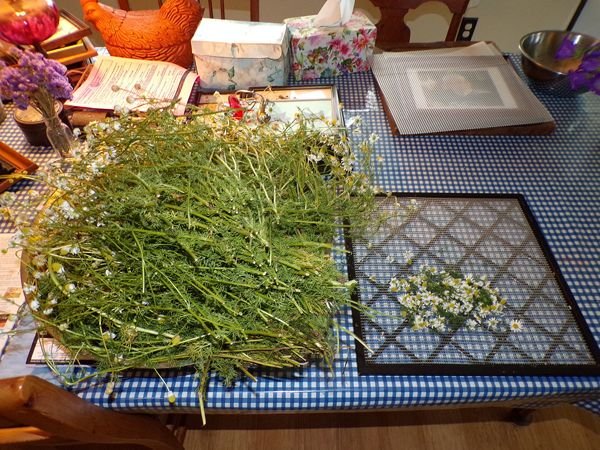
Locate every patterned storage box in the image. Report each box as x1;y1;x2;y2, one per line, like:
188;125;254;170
191;18;289;91
283;10;377;81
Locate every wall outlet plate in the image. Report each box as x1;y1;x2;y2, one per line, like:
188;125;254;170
457;17;479;41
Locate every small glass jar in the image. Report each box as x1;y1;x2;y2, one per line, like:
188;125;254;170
13;101;69;147
43;109;77;158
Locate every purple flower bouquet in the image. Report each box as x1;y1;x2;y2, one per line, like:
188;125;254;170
0;46;75;157
0;46;72;117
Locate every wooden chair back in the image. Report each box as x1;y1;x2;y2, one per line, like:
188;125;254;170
370;0;470;50
0;375;184;450
118;0;260;21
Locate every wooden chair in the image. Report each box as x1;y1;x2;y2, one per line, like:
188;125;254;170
369;0;470;50
0;375;184;450
204;0;260;21
117;0;260;21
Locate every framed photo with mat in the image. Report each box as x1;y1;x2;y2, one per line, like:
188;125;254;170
196;85;342;127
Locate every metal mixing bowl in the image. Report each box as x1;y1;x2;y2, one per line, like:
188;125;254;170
519;30;599;96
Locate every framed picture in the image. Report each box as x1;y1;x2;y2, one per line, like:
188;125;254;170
197;85;342;127
40;10;92;52
46;37;97;66
27;334;80;365
0;141;38;194
371;48;555;135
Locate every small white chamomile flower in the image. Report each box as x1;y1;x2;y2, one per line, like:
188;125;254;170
22;283;37;295
167;391;176;404
509;319;524;332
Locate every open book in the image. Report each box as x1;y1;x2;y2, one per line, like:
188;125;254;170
65;56;198;116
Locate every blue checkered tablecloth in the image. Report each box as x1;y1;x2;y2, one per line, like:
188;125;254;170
1;55;600;415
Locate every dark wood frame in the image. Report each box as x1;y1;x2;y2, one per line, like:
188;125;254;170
345;193;600;376
40;10;92;52
0;141;38;194
47;36;98;67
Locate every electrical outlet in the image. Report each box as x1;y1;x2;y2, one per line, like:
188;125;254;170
457;17;478;41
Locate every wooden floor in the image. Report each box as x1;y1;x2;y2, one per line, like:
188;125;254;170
182;405;600;450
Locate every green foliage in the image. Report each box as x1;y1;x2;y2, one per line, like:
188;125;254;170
15;107;375;400
390;265;511;333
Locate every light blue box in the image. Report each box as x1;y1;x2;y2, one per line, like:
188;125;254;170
192;18;290;91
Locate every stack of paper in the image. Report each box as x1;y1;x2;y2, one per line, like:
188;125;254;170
371;42;554;135
0;233;25;359
65;56;198;116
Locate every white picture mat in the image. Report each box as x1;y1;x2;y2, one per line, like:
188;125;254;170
406;67;518;110
385;41;502;59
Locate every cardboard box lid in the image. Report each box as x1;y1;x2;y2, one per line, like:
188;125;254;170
192;18;288;59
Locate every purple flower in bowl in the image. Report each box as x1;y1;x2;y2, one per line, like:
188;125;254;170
555;38;577;59
520;30;599;96
555;36;600;95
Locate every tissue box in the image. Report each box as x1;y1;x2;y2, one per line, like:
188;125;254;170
283;10;376;81
191;18;290;91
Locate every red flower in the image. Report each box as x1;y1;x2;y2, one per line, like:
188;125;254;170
330;38;344;50
228;95;244;120
353;34;369;50
339;42;351;56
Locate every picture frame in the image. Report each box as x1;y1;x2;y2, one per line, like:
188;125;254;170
0;141;38;194
46;37;98;66
372;46;556;136
27;334;81;365
197;85;343;126
40;10;92;52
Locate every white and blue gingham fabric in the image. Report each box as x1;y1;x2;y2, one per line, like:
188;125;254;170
1;55;600;414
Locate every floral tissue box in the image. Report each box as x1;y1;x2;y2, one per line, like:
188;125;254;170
283;10;377;81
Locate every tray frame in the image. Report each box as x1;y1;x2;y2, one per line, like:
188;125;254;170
0;140;38;194
345;193;600;376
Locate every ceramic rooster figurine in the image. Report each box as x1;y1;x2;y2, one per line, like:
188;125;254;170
80;0;203;67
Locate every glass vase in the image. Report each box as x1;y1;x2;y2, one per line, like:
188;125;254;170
0;0;59;46
43;112;76;158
